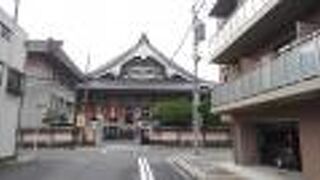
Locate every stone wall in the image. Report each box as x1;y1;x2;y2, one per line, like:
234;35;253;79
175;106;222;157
147;127;231;147
20;127;76;148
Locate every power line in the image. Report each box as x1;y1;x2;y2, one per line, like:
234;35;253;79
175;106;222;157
170;0;207;60
194;0;207;15
171;24;193;60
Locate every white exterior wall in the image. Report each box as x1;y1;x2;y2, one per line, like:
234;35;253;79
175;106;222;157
0;8;27;158
21;77;76;128
21;53;76;129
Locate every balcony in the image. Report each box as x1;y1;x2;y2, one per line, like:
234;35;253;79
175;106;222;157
209;0;237;17
209;0;280;63
212;30;320;113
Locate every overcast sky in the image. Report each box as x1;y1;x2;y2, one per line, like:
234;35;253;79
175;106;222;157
1;0;219;81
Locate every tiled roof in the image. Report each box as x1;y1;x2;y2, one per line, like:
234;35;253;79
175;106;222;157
77;79;210;92
26;39;85;80
88;34;200;81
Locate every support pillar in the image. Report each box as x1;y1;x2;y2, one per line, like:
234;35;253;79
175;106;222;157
299;109;320;180
232;116;259;165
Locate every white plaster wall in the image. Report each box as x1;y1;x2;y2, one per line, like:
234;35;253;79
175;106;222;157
21;55;76;129
0;8;27;158
21;80;76;128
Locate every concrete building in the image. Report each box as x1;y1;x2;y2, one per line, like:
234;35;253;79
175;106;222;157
20;39;84;146
0;7;27;159
209;0;320;179
77;34;210;141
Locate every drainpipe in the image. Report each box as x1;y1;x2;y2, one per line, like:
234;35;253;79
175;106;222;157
15;73;26;157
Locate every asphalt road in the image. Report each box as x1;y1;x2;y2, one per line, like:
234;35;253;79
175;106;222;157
0;142;191;180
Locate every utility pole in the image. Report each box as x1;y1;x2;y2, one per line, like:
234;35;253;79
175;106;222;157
80;54;91;146
14;0;21;23
15;73;25;157
192;2;205;154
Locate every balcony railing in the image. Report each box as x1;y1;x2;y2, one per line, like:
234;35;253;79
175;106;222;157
212;30;320;107
209;0;280;61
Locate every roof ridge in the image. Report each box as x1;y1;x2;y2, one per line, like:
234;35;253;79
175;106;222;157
88;34;208;83
88;36;144;77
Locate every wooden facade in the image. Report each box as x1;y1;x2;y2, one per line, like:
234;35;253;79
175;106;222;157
77;34;209;140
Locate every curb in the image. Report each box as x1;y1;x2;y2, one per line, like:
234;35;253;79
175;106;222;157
16;154;37;164
168;158;197;180
168;154;247;180
0;154;36;169
168;155;207;180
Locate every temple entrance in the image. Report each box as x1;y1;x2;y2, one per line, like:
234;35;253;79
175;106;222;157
103;126;120;140
102;126;136;140
256;122;302;171
79;90;193;142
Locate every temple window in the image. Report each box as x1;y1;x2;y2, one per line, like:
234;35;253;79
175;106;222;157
100;73;116;80
120;56;166;80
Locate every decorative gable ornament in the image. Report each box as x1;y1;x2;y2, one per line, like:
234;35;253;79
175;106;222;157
89;34;196;82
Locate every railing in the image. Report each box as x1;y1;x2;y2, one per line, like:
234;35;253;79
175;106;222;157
212;31;320;107
209;0;280;59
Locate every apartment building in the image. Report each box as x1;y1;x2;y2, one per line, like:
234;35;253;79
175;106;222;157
0;7;27;159
209;0;320;179
20;39;84;146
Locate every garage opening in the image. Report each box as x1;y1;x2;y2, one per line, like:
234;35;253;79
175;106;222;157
256;122;302;171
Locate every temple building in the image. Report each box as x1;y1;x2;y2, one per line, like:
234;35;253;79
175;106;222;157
77;34;209;140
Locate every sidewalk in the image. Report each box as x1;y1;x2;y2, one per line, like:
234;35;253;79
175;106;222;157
0;152;37;168
169;148;303;180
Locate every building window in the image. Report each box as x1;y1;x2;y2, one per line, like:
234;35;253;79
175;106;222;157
0;22;13;42
0;62;3;86
125;106;134;124
6;68;23;95
171;74;187;82
141;107;151;120
100;73;116;81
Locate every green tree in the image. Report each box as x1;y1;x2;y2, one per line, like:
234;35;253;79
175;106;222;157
198;94;222;128
153;98;192;127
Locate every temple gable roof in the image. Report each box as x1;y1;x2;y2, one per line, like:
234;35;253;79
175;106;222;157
88;34;197;82
79;34;214;91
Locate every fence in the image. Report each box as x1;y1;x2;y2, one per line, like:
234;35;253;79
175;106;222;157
20;127;77;148
147;127;231;147
212;30;320;107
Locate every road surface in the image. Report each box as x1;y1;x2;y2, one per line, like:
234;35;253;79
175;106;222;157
0;142;191;180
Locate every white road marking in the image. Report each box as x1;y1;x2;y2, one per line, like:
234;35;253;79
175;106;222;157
138;156;155;180
100;144;142;153
144;158;155;180
138;157;147;180
101;148;107;154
